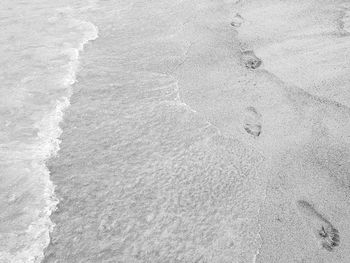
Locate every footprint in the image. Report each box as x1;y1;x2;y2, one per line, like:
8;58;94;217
243;106;262;137
241;50;262;69
230;13;244;27
296;200;340;252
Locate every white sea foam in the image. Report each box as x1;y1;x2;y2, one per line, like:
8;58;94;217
0;13;98;263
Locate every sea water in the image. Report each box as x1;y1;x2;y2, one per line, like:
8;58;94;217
0;0;98;262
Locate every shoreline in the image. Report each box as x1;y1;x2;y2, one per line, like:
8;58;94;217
0;3;99;262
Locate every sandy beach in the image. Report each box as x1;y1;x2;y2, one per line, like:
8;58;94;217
42;0;350;262
1;0;350;262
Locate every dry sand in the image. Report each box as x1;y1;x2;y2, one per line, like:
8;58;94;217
173;0;350;262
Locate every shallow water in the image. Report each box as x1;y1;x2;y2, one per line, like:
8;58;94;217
2;0;350;262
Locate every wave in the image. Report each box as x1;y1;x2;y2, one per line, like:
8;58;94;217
0;11;98;263
32;19;98;263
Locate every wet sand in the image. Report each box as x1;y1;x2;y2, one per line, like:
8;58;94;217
43;0;350;262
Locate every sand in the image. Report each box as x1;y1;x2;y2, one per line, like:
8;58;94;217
39;0;350;262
